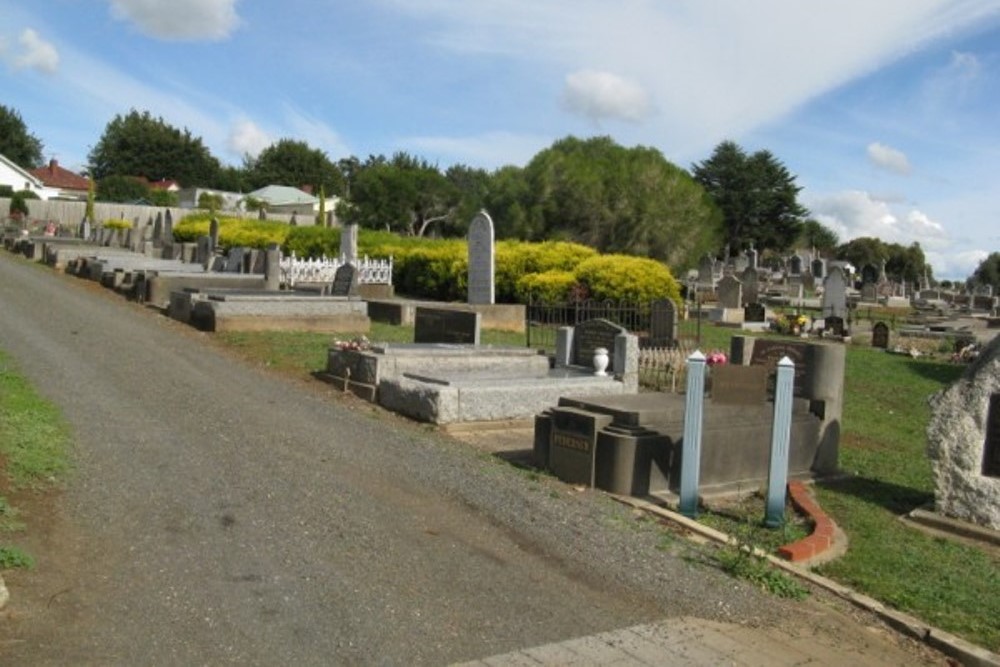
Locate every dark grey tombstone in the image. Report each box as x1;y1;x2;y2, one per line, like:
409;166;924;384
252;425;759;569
547;409;612;488
163;209;174;242
225;247;246;273
710;365;769;405
741;266;759;305
861;263;879;286
197;235;213;269
811;258;826;279
289;212;298;227
649;299;677;347
414;307;480;345
209;217;220;251
330;263;359;297
747;338;810;398
698;254;714;285
716;274;743;309
744;302;766;322
789;255;803;275
746;245;758;270
821;266;848;318
249;249;264;274
572;319;627;367
825;316;846;337
872;322;890;349
467;210;495;305
152;212;163;246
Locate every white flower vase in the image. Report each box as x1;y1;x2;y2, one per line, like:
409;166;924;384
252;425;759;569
592;347;610;376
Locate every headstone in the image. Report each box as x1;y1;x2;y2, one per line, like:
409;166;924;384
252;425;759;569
225;247;246;273
80;218;91;241
649;299;677;347
164;209;173;241
741;267;759;305
264;244;281;291
716;274;743;309
554;327;573;368
548;409;613;488
197;235;213;270
413;307;480;345
747;339;809;398
824;316;846;337
871;322;890;349
340;223;359;264
572;319;626;368
926;335;1000;529
330;263;359;297
744;302;766;323
152;212;163;246
698;255;714;286
811;258;826;279
710;365;768;404
789;255;803;275
467;211;495;305
861;263;879;287
746;244;758;270
821;266;848;319
209;217;220;251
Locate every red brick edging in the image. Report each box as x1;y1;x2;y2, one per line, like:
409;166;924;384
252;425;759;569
777;481;837;562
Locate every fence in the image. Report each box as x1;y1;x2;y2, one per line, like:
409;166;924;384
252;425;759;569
279;252;393;287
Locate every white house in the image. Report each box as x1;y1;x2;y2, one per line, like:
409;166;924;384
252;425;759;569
0;153;57;199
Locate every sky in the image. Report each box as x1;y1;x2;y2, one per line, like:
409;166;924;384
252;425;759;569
2;0;999;280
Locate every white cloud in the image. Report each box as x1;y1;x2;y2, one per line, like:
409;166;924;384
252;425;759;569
109;0;240;41
560;70;651;123
227;119;272;159
807;190;949;248
867;142;911;175
6;29;59;74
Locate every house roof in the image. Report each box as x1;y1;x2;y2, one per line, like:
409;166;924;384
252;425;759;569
30;159;90;191
249;185;317;206
148;178;180;191
0;153;45;191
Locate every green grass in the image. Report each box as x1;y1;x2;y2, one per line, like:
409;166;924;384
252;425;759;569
814;347;1000;650
0;349;73;569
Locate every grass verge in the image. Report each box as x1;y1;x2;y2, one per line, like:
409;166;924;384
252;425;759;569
0;349;73;569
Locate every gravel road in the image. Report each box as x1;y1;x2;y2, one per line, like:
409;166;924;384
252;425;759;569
0;253;940;665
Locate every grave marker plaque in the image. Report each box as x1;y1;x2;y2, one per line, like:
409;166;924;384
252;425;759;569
331;264;359;297
983;393;1000;478
825;316;846;337
467;211;495;305
572;319;626;367
547;408;613;487
749;339;808;397
710;365;769;404
744;302;765;323
414;307;481;345
649;299;677;347
717;275;743;309
871;322;890;349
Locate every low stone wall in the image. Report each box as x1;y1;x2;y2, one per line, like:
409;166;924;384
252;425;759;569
366;299;525;332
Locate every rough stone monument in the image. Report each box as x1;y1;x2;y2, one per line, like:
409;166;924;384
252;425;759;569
821;266;848;319
467;210;495;305
341;223;358;264
716;274;743;309
926;334;1000;530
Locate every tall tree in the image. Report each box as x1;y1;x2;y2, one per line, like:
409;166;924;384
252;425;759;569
0;105;44;168
340;152;457;236
245;139;344;195
799;219;840;254
692;140;806;256
517;136;722;269
969;252;1000;292
88;109;221;187
836;236;886;272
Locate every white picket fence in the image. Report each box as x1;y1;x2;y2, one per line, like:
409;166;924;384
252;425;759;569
280;252;393;287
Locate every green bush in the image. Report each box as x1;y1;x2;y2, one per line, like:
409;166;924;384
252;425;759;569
515;270;578;302
8;190;38;218
496;240;597;301
574;254;681;303
102;218;132;230
284;226;341;258
173;214;289;250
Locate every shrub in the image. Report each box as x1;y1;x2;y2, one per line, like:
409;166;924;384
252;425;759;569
284;226;341;258
515;270;578;302
574;254;681;303
102;218;132;230
8;190;38;218
496;241;597;301
172;214;289;250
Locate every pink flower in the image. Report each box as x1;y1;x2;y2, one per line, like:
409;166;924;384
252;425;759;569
706;350;728;366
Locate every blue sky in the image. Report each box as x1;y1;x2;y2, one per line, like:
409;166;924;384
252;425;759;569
2;0;999;279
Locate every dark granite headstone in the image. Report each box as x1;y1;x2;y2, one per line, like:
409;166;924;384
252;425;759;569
330;263;359;297
413;307;480;345
825;316;846;337
744;302;765;323
984;394;1000;478
572;319;626;367
871;321;890;349
548;408;613;487
748;339;808;397
649;299;677;347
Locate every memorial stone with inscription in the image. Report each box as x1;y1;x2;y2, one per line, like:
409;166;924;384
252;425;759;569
413;307;481;345
331;263;359;297
649;299;677;347
821;266;848;319
572;319;627;368
741;267;759;305
467;211;495;305
871;322;890;349
716;275;743;309
927;334;1000;530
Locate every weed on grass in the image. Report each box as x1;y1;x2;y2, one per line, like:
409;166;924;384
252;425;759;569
0;545;34;570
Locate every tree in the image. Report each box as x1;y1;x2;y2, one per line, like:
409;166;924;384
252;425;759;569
836;236;886;272
969;252;1000;292
692;141;806;256
0;105;44;168
798;219;839;255
835;237;929;283
197;191;224;212
89;109;221;187
516;136;722;269
8;189;39;219
96;175;150;203
340;152;458;236
244;139;344;195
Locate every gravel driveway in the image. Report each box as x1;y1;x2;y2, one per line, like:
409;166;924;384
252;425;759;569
0;253;941;665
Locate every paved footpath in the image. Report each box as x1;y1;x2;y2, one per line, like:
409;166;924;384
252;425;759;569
0;252;946;666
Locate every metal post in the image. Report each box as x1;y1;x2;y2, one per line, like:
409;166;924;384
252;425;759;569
765;356;795;528
679;350;707;518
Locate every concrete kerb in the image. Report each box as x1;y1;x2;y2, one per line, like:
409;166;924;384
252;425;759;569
611;494;1000;667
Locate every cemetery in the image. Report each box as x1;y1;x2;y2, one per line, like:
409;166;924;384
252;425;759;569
2;208;999;658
